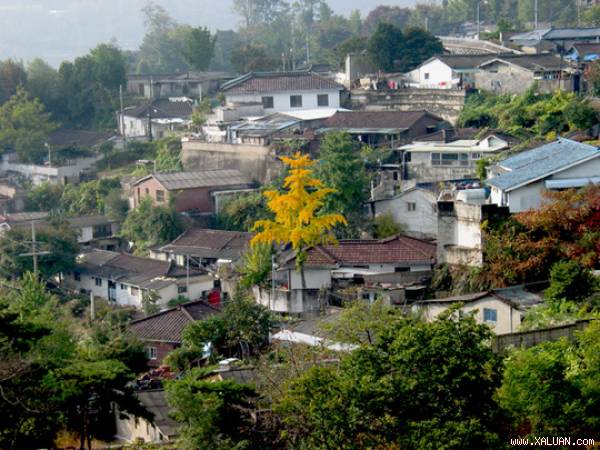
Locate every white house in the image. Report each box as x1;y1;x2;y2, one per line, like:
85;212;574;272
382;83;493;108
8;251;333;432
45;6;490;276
220;71;343;114
256;235;436;315
400;129;512;183
406;55;493;89
62;250;215;308
414;284;545;334
370;187;438;239
118;97;194;139
488;138;600;213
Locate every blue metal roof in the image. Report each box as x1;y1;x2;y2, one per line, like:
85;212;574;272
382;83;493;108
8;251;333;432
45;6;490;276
487;138;600;191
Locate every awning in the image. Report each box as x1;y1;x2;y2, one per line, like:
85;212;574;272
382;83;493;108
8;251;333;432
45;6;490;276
545;177;600;189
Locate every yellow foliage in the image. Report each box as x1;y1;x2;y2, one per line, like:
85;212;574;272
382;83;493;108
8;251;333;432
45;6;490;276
251;152;346;265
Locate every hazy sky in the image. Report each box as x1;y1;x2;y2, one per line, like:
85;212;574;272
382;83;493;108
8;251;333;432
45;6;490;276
0;0;416;66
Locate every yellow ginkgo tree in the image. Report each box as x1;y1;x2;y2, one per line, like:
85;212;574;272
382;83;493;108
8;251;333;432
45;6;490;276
251;152;346;297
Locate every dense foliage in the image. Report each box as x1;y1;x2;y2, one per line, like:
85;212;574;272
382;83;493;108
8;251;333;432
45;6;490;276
458;89;598;139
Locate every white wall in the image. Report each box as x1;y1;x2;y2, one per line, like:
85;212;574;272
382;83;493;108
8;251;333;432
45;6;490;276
417;296;524;334
373;189;438;239
225;89;341;113
407;59;455;88
288;268;332;290
115;413;169;443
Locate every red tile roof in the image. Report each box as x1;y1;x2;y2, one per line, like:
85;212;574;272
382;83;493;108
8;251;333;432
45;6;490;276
287;235;437;267
129;300;220;343
156;228;253;260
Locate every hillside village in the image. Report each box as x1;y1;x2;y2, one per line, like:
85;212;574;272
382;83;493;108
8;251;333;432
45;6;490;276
2;1;600;449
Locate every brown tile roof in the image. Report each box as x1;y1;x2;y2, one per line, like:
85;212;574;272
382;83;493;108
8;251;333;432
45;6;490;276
129;299;220;343
133;170;252;191
156;228;253;260
124;98;193;119
48;128;115;148
221;71;343;94
77;250;207;290
322;111;442;131
286;235;436;267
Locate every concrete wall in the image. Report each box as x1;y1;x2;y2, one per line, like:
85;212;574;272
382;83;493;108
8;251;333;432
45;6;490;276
372;189;438;239
350;88;467;124
181;140;282;184
474;63;571;95
253;286;324;315
416;296;524;334
0;155;101;185
142;340;178;368
225;89;341;113
437;201;484;266
115;405;171;443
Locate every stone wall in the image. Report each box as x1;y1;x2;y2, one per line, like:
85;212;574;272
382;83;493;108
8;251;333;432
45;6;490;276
350;88;468;124
181;140;283;184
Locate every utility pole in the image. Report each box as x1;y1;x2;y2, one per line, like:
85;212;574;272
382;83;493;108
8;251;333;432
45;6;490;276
119;84;127;149
186;254;190;300
306;34;310;66
19;221;50;276
90;292;96;321
534;0;538;29
476;1;481;40
147;78;154;142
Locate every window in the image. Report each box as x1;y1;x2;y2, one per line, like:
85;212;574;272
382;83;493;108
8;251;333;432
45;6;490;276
471;152;482;160
145;188;150;195
92;224;111;239
94;277;102;287
483;308;498;324
156;189;165;203
460;153;469;166
424;72;430;80
261;96;274;108
130;286;139;296
407;202;416;212
120;284;126;290
290;95;303;108
393;171;399;181
138;84;144;96
146;347;158;360
394;267;410;272
73;272;81;281
178;286;188;294
317;94;329;107
431;153;441;165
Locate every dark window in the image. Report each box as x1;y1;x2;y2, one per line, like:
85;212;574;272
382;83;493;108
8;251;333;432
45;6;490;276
317;94;329;107
262;96;274;108
290;95;303;108
178;286;187;294
138;84;144;96
73;272;81;281
407;202;416;212
424;73;430;80
393;171;399;181
394;267;410;272
94;277;102;287
156;190;165;203
483;308;498;323
146;347;158;360
145;188;150;195
92;224;111;239
120;284;126;290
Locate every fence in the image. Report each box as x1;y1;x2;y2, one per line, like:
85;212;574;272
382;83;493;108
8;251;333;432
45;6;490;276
491;319;595;353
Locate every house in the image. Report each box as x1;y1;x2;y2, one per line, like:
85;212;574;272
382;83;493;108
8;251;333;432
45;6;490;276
118;98;194;139
318;110;448;148
437;192;510;266
414;284;545;334
220;71;344;113
474;54;573;94
256;235;436;315
487;138;600;213
399;129;512;183
129;299;220;367
567;42;600;63
115;389;178;444
370;187;438;239
229;113;302;146
406;54;496;89
127;72;235;99
510;27;600;53
0;212;121;249
130;169;253;213
150;228;253;269
47;128;117;150
62;250;216;308
0;178;26;213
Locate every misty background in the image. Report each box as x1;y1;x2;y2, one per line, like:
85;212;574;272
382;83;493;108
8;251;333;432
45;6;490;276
0;0;414;66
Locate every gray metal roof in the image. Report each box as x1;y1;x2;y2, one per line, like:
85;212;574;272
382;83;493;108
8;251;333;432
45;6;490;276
545;27;600;40
487;138;600;191
135;170;252;191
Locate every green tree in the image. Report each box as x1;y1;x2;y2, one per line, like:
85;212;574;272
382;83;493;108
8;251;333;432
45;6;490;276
141;289;161;316
277;309;502;449
104;189;129;221
498;322;600;438
545;260;597;302
0;87;57;163
120;197;183;253
167;289;272;369
217;192;271;231
165;367;258;450
24;182;64;211
230;44;279;73
372;212;405;238
25;58;61;112
0;59;27;104
239;243;273;289
154;136;183;172
0;223;79;279
368;22;404;72
60;178;123;216
396;28;444;72
182;26;216;71
315;132;369;236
